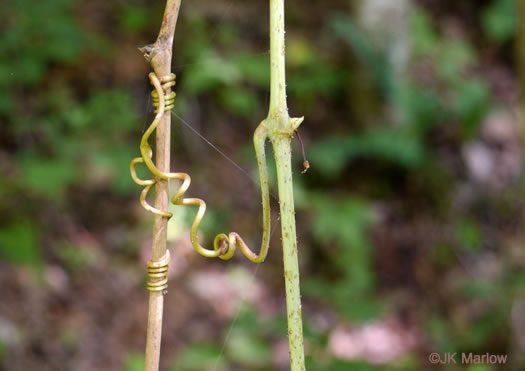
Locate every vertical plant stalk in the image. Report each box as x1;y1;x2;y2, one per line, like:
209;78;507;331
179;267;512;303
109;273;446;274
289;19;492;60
141;1;181;370
273;135;305;370
261;0;306;368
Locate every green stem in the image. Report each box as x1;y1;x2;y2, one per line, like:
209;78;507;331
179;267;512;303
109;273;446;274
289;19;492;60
272;135;305;370
264;0;306;369
269;0;287;117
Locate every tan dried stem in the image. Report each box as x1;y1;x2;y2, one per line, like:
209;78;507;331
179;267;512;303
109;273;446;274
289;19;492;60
140;1;181;370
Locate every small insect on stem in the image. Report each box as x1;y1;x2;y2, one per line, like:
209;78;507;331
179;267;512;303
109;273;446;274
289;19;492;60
295;130;310;174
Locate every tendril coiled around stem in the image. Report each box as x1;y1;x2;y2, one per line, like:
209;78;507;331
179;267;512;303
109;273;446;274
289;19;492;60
130;72;272;269
147;250;170;294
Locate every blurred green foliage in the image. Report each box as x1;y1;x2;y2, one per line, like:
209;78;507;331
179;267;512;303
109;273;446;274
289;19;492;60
481;0;516;43
1;0;142;268
0;0;522;370
0;219;40;266
170;343;228;371
124;352;146;371
305;195;383;321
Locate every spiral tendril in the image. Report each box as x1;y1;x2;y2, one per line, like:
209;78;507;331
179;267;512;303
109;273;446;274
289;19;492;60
131;72;272;292
147;250;171;294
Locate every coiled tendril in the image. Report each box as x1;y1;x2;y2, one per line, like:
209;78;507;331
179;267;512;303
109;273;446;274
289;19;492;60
130;73;272;291
147;250;170;293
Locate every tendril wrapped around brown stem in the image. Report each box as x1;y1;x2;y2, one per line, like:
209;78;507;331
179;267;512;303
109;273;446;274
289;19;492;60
130;72;272;267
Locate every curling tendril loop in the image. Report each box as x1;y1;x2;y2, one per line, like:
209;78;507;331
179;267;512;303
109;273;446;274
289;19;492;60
130;72;272;292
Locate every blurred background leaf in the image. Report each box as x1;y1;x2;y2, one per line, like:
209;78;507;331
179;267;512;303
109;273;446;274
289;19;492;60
0;0;523;370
